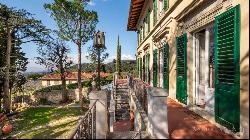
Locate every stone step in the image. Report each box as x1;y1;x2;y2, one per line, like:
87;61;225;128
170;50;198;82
108;131;137;139
108;131;150;139
115;100;129;103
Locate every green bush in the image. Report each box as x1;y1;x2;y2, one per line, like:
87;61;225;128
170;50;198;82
67;80;91;89
82;97;90;104
99;77;113;86
27;73;44;80
39;98;47;105
35;81;91;93
106;74;113;81
35;84;63;93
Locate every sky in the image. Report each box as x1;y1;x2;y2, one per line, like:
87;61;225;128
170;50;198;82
0;0;137;72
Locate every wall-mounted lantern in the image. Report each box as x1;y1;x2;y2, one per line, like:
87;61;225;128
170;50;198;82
93;31;105;90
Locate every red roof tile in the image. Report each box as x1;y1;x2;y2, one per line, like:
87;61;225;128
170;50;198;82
40;72;110;80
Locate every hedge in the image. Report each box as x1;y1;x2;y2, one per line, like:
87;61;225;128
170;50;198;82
35;80;91;93
67;81;91;89
35;79;112;93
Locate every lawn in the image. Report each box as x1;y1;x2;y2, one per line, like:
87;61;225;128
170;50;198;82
8;107;87;139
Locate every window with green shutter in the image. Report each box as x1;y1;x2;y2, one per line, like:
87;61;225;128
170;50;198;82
140;27;142;43
147;53;150;84
139;58;142;79
163;43;169;91
137;31;140;45
214;5;240;132
164;0;169;11
143;19;145;39
153;0;157;26
153;49;158;87
136;57;139;77
176;33;187;105
148;10;151;32
145;53;148;82
145;15;148;34
143;55;146;81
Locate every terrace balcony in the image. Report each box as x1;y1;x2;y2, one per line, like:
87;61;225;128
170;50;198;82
69;72;235;139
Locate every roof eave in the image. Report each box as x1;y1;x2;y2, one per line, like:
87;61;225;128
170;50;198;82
127;0;145;31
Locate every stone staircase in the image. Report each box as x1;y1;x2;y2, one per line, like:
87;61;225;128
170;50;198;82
114;84;130;121
108;131;150;139
108;79;150;139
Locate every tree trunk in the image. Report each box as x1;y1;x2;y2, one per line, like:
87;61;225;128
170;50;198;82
77;44;83;109
60;59;68;103
97;47;101;90
3;22;11;113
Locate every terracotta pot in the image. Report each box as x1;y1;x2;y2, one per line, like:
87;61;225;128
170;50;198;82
0;115;7;123
0;113;4;118
2;123;13;135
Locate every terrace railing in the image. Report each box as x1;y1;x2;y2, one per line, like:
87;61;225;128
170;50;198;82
129;77;150;115
128;74;169;139
69;100;97;139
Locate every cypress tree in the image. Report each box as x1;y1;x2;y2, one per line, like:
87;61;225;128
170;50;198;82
116;35;121;76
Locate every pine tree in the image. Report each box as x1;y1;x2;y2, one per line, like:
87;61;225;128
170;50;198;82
44;0;98;110
0;4;50;113
116;35;121;77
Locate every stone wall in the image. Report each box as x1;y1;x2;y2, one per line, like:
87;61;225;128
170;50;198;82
34;87;91;104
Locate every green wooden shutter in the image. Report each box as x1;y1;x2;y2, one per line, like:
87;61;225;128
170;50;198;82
140;58;142;79
145;54;149;83
138;57;140;78
143;19;145;39
136;57;139;76
163;43;169;91
153;49;158;87
138;32;140;44
143;55;146;81
140;27;142;43
153;0;157;26
148;10;151;33
214;5;240;132
137;31;139;45
164;0;169;11
147;54;150;84
176;33;187;105
136;57;138;77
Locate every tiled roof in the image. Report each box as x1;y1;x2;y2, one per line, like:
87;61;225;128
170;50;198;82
40;72;110;80
127;0;146;31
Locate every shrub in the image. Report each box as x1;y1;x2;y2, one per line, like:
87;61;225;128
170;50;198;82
39;98;47;105
27;73;44;80
35;84;63;93
35;81;91;93
106;74;113;81
67;81;91;89
98;76;113;86
82;97;90;104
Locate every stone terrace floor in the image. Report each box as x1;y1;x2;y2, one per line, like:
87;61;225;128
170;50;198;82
167;98;235;139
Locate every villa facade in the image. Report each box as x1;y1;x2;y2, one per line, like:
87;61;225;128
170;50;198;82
127;0;249;138
40;72;110;87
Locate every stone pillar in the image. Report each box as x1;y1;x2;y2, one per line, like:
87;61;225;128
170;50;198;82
113;72;118;87
109;89;115;132
147;87;169;139
89;90;108;139
74;88;80;102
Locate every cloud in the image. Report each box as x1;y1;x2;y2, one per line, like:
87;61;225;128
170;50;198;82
69;52;91;64
87;0;96;6
121;54;135;60
103;54;135;63
26;58;47;72
87;0;108;6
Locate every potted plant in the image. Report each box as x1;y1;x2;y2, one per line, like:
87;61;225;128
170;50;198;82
2;122;13;135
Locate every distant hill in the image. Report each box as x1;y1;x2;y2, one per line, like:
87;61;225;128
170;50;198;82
69;60;136;73
24;71;48;77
